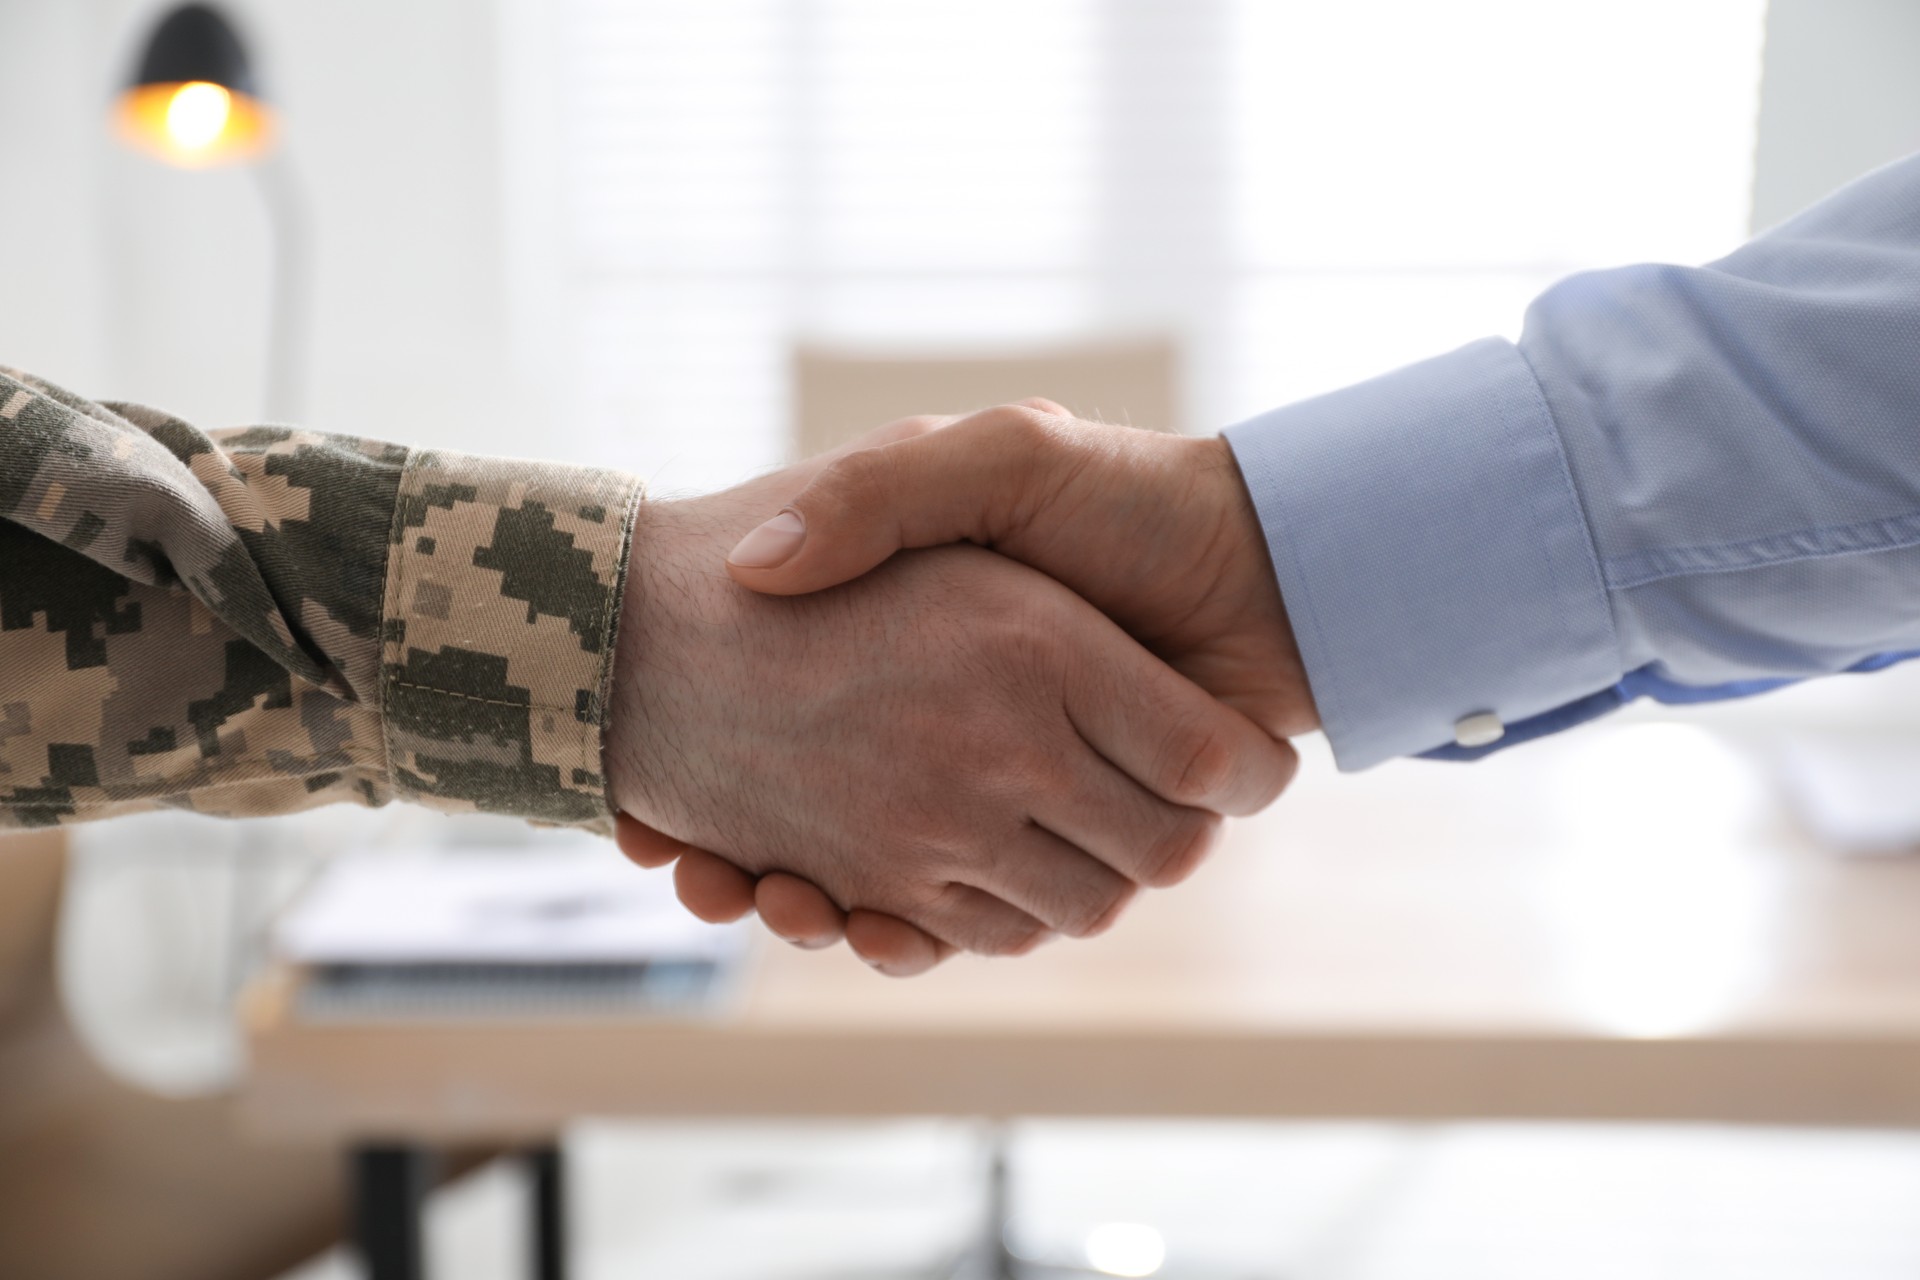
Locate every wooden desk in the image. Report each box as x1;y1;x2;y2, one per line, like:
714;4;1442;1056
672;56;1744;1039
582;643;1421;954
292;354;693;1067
238;722;1920;1276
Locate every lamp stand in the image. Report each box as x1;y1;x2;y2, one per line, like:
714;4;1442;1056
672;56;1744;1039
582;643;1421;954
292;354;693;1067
253;153;310;423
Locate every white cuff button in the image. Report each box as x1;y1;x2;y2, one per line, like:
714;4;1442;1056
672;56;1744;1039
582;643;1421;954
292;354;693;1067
1453;711;1505;748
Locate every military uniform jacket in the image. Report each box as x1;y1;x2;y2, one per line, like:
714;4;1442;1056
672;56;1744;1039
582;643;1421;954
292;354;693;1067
0;367;642;833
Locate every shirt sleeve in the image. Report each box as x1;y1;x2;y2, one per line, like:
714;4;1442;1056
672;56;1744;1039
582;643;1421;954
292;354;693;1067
1225;150;1920;769
0;368;642;832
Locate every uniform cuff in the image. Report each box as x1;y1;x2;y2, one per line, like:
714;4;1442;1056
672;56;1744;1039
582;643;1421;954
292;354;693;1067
1224;338;1620;769
379;449;643;831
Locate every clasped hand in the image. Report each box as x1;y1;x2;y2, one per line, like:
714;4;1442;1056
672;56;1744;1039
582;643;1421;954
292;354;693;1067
608;401;1317;975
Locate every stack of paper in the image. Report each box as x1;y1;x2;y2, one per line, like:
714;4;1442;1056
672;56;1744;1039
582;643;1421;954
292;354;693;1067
275;839;748;1018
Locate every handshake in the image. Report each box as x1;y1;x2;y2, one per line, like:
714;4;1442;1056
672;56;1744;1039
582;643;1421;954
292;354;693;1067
608;400;1317;976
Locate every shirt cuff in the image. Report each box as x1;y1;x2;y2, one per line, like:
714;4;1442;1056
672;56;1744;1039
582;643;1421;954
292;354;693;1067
1223;337;1620;769
379;449;644;831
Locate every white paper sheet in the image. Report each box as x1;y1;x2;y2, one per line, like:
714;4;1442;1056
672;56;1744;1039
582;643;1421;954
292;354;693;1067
275;839;748;964
1771;733;1920;855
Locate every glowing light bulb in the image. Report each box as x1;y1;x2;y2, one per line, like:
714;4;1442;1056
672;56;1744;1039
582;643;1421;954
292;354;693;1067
165;82;232;152
1084;1223;1166;1277
116;78;270;167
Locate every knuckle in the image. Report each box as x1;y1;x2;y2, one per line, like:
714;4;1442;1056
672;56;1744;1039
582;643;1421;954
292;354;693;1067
986;402;1061;451
894;413;946;437
979;606;1060;675
1005;741;1072;797
890;830;965;892
928;884;1049;957
1014;396;1070;418
1064;877;1136;939
1137;810;1222;889
947;716;1030;788
1160;721;1237;807
1244;740;1301;813
820;446;894;509
982;923;1052;958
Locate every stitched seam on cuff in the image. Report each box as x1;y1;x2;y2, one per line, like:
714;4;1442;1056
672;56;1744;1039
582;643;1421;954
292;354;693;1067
375;446;419;803
1604;505;1920;588
1513;342;1624;676
584;474;646;815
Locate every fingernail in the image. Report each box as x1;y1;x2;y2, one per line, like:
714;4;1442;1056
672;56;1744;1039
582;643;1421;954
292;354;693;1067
727;509;806;568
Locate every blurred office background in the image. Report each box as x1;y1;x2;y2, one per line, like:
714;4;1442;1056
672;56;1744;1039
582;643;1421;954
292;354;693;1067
6;1;1920;1278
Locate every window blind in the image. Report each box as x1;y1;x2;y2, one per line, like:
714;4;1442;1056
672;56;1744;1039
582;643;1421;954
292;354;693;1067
543;0;1766;494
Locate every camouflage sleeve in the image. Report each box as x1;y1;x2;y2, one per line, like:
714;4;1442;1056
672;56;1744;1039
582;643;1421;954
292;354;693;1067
0;367;642;834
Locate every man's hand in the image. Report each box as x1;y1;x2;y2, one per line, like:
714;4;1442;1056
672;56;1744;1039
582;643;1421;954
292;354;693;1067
619;401;1316;973
605;449;1298;973
731;401;1313;736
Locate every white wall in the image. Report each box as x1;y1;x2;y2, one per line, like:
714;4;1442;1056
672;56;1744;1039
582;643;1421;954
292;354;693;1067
0;2;110;391
1;0;532;454
1751;0;1920;231
5;0;1919;450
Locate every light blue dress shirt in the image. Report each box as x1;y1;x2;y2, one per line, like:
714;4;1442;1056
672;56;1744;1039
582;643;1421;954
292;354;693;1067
1224;151;1920;770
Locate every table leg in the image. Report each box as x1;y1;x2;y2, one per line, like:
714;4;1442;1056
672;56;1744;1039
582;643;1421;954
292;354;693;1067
351;1144;434;1280
528;1144;568;1280
985;1130;1019;1280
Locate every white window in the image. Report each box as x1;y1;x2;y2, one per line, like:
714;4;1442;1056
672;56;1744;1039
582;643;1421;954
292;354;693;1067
506;0;1767;495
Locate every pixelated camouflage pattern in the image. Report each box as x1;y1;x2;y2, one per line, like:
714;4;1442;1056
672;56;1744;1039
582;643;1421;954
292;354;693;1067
0;368;641;833
382;450;641;827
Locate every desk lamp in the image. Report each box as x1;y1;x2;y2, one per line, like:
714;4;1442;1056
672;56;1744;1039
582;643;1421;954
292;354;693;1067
114;3;308;420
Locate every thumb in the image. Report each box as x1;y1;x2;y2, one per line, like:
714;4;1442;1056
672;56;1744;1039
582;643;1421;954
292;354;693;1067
725;404;1063;596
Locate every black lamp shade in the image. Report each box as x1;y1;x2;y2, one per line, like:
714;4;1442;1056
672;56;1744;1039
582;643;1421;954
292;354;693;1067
116;4;273;167
128;4;259;98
